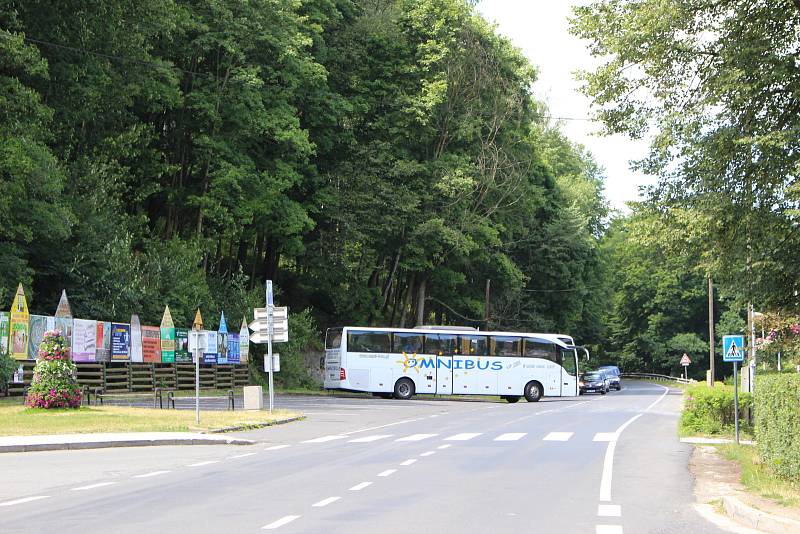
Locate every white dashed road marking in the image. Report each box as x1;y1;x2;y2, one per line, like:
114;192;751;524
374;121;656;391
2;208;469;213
437;444;451;450
188;460;220;467
348;434;392;443
302;435;346;443
0;496;50;507
71;482;117;491
444;433;482;441
262;515;301;530
349;482;372;491
312;497;340;507
396;433;437;442
133;471;171;478
594;433;616;442
400;459;417;466
543;432;573;441
494;433;526;441
596;525;623;534
264;445;290;451
229;452;257;459
598;504;622;517
420;451;436;457
377;469;397;477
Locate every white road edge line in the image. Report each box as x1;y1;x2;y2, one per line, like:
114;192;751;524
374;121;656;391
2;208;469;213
264;445;290;451
312;496;341;507
343;418;422;436
229;452;257;459
71;482;117;491
599;384;669;502
262;515;301;530
349;482;372;491
377;469;397;477
0;496;50;507
133;470;171;479
400;459;417;466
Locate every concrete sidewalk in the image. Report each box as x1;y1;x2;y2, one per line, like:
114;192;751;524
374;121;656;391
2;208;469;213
0;432;255;453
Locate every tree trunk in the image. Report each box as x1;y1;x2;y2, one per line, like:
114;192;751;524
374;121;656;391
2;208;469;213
399;274;415;328
415;277;427;326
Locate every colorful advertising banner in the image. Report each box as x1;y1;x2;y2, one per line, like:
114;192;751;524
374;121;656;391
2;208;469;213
175;328;190;363
130;315;143;363
28;315;55;359
227;333;240;364
141;326;162;363
160;306;175;363
96;321;112;361
217;312;229;364
9;284;30;360
54;317;73;352
72;318;98;362
239;317;249;364
203;330;218;364
111;323;131;360
0;312;9;356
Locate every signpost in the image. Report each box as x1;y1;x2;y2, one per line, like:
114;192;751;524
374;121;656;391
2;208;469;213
723;334;745;445
249;281;289;413
189;309;205;424
680;353;691;380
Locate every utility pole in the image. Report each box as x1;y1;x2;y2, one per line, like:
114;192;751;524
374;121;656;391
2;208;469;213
708;276;715;384
484;279;491;328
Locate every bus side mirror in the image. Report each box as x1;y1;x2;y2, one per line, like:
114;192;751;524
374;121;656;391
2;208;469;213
577;346;590;361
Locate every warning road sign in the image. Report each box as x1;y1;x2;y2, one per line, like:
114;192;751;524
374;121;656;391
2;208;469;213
723;335;745;362
680;353;691;366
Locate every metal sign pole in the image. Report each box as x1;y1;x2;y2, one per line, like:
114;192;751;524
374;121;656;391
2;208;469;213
733;361;739;445
195;338;200;424
266;281;274;413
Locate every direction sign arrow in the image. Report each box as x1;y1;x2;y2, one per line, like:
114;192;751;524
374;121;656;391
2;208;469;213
251;331;288;344
249;318;288;333
253;307;288;320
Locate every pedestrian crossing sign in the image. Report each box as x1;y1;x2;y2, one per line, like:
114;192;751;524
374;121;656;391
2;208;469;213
723;335;745;362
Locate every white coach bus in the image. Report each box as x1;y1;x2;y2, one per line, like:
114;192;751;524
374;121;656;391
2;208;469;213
324;326;583;403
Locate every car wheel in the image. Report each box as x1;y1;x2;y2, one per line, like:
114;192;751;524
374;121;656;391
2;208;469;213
523;381;543;402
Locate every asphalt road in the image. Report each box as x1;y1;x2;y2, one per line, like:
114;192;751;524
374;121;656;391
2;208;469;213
0;381;729;533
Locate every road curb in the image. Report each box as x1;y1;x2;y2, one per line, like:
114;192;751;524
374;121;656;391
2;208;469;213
722;496;800;533
205;415;306;434
0;435;255;454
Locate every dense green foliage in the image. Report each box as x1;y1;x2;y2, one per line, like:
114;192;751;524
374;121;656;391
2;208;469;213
571;0;800;309
755;374;800;481
0;0;608;351
680;383;752;436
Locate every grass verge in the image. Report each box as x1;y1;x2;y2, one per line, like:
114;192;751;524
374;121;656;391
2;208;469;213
0;405;301;436
717;443;800;509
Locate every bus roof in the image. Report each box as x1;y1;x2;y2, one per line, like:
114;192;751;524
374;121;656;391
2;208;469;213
332;326;573;349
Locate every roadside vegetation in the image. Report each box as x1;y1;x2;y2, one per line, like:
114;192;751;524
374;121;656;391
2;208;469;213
0;405;300;436
718;444;800;509
679;383;753;439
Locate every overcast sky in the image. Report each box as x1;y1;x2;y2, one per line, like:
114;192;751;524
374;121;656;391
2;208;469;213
476;0;656;213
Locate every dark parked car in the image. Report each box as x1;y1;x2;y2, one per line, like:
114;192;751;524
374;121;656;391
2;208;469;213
579;371;609;394
597;365;622;391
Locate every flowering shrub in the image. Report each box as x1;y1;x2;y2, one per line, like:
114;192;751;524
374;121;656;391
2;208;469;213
26;330;82;409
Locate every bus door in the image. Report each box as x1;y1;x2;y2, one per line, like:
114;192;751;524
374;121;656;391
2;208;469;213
424;333;456;395
560;348;578;396
454;335;487;395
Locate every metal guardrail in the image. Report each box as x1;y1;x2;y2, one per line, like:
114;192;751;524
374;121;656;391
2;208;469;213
622;373;695;384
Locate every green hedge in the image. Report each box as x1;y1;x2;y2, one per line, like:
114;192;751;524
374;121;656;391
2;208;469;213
756;374;800;481
680;383;753;435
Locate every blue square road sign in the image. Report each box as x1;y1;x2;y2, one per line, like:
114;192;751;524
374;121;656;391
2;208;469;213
722;335;745;362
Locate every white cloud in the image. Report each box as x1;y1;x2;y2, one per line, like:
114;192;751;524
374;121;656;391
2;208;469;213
476;0;657;212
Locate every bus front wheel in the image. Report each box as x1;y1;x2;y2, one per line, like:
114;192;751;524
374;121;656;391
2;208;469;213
524;381;543;402
394;378;415;400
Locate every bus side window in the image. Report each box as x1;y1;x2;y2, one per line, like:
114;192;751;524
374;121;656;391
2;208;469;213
347;331;391;353
491;336;521;357
459;335;488;356
393;333;423;354
523;339;557;362
424;334;458;356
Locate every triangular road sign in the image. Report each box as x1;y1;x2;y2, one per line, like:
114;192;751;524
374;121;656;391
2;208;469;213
680;353;691;366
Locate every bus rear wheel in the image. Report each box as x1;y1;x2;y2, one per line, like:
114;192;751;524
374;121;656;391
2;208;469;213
394;378;415;400
524;381;543;402
503;395;521;403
